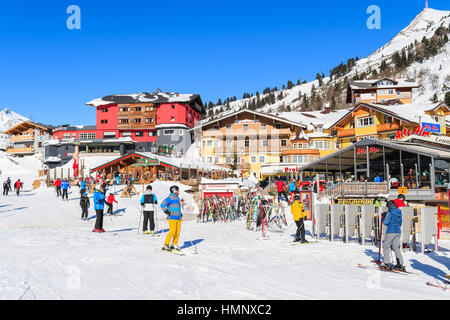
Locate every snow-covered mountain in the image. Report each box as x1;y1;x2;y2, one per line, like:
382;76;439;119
207;8;450;119
0;107;29;151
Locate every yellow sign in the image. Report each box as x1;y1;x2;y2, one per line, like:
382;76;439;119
398;187;408;195
336;198;375;205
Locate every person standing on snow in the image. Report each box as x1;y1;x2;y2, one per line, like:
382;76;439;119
160;185;183;251
54;178;62;197
3;180;9;196
140;185;158;235
291;195;308;243
93;185;105;233
15;179;23;196
276;177;288;203
106;193;118;215
80;178;87;196
80;192;90;220
61;179;70;201
381;200;406;271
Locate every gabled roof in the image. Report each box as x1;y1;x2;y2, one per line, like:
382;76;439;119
189;109;306;131
348;78;419;90
3;121;54;135
329;102;448;130
86;92;205;114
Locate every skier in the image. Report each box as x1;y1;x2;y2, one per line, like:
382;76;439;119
7;177;12;192
3;179;9;196
80;192;90;220
54;178;62;197
394;194;407;208
93;185;105;233
61;179;70;201
291;195;308;243
80;178;87;196
14;179;23;196
106;193;118;215
381;200;406;271
289;179;297;196
160;185;182;251
140;185;158;235
276;177;288;203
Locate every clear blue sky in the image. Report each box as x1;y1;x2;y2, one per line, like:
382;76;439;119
0;0;449;125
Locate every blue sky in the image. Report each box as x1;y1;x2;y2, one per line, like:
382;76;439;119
0;0;449;125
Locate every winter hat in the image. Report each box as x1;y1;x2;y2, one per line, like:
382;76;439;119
387;200;397;211
146;185;152;190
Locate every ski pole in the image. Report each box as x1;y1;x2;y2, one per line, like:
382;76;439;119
378;214;383;264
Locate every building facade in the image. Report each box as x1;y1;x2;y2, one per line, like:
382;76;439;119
3;121;54;157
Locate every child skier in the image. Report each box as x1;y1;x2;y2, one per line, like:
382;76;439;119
140;185;158;234
381;200;406;271
106;193;118;215
160;185;182;251
291;195;308;243
54;178;62;197
93;185;105;233
80;192;90;220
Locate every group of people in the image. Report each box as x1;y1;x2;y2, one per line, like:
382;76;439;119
2;177;23;196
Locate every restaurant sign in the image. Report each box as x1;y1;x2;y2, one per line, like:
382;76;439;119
396;126;431;140
421;122;441;133
336;198;375;205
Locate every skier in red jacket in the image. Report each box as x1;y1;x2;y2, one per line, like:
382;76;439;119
276;177;289;203
54;178;62;197
106;193;118;215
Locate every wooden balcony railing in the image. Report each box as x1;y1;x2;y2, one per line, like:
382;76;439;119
11;135;35;142
337;128;355;138
377;123;400;133
6;147;35;154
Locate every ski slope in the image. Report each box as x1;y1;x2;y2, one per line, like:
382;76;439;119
0;185;448;300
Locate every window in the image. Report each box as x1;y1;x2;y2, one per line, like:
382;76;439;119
179;130;183;136
356;116;375;128
80;133;96;140
250;156;257;163
119;118;129;124
207;157;212;163
202;140;206;148
145;118;154;123
100;120;108;124
388;89;395;95
378;90;386;95
134;107;142;111
226;124;231;130
103;132;116;139
206;140;212;147
213;125;219;130
226;140;233;147
283;156;290;163
293;144;297;149
72;133;76;138
122;132;132;137
281;139;287;146
171;105;175;110
63;133;71;139
164;130;175;135
171;117;175;122
293;155;298;163
261;124;266;130
275;123;281;129
119;107;129;112
259;156;265;163
145;106;154;111
298;143;303;149
388;134;396;140
371;92;376;97
134;118;142;124
101;108;108;113
433;116;444;126
214;140;220;147
262;140;268;147
243;124;248;131
226;157;232;164
384;116;393;123
135;131;144;137
357;136;375;141
245;138;250;147
215;157;219;164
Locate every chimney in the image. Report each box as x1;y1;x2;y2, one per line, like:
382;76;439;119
176;93;179;97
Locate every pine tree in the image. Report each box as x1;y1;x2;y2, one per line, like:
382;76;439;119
430;93;439;103
445;91;450;106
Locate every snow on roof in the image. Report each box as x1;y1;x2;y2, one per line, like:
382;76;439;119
277;109;352;130
134;152;230;171
367;102;446;124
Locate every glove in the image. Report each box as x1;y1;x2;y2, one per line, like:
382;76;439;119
381;212;387;220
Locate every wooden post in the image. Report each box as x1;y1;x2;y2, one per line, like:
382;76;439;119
196;166;199;182
60;167;63;180
54;168;56;181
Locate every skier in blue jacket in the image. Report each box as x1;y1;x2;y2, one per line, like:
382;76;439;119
381;200;405;271
93;185;106;233
80;178;87;196
61;179;70;201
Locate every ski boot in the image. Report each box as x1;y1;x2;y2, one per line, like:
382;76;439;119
162;244;171;251
143;230;149;235
172;245;181;252
380;263;393;271
100;229;105;233
301;239;309;244
293;238;300;243
92;228;101;233
150;231;155;236
393;264;406;272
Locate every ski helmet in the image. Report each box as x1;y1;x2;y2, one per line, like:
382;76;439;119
170;185;179;193
387;200;397;211
398;194;405;201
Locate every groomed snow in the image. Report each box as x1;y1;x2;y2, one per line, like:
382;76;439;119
0;183;448;299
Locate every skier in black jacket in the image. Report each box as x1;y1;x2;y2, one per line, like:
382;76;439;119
80;192;90;220
2;180;8;196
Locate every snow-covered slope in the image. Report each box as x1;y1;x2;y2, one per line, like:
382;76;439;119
0;108;29;151
208;8;450;119
0;187;448;299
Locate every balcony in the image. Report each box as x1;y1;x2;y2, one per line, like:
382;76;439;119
337;128;355;138
11;135;35;142
377;123;400;133
6;147;35;154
